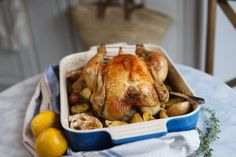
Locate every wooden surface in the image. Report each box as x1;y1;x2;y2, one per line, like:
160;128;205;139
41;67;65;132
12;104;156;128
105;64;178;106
205;0;217;74
218;0;236;28
218;0;236;86
226;78;236;87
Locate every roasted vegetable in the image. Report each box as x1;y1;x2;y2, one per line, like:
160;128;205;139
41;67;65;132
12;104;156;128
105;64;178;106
164;97;185;108
142;112;155;121
71;104;89;114
166;101;191;117
130;113;143;123
68;93;80;106
159;110;169;118
105;120;128;127
80;88;92;100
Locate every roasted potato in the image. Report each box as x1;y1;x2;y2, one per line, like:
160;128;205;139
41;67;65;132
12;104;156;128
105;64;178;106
105;120;128;127
164;97;185;108
143;112;155;121
68;93;80;106
80;88;92;100
166;101;191;117
159;110;169;118
130;113;143;123
71;104;89;114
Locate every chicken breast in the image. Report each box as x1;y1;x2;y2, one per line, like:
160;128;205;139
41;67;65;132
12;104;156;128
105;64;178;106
102;54;159;120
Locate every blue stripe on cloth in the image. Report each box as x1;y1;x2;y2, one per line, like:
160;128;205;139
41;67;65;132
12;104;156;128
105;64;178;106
45;64;60;113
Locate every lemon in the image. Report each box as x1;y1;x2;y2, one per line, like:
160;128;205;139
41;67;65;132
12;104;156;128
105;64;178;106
31;111;60;137
35;128;67;157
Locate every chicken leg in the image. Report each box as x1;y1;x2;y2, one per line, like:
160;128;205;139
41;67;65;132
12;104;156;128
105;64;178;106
136;44;169;102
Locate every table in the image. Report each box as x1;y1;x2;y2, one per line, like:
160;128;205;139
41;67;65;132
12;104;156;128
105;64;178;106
0;65;235;157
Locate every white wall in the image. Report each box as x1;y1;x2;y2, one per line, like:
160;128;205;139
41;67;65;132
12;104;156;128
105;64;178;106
214;2;236;81
145;0;181;62
26;0;77;71
0;0;39;91
145;0;199;68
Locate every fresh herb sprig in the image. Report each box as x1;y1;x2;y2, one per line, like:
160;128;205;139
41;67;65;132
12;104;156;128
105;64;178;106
195;106;221;157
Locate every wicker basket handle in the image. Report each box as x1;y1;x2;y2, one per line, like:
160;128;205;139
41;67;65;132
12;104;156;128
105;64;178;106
97;0;144;20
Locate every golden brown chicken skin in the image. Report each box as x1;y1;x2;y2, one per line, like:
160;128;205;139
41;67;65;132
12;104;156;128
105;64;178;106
83;44;169;121
103;54;159;120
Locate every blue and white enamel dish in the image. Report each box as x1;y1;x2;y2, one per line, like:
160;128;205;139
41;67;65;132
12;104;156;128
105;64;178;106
59;43;201;151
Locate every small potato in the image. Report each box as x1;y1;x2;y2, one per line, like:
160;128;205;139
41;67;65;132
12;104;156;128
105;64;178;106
143;112;155;121
80;88;92;100
159;110;169;118
105;120;112;127
71;104;89;114
68;93;80;106
164;97;185;108
130;113;143;123
166;101;191;117
105;120;128;127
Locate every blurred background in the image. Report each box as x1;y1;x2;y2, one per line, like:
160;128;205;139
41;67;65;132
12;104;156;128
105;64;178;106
0;0;235;92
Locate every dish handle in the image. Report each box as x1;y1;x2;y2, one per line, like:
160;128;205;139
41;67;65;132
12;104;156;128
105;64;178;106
107;119;168;144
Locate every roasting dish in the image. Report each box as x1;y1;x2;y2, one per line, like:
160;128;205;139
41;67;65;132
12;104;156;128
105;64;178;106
59;43;200;151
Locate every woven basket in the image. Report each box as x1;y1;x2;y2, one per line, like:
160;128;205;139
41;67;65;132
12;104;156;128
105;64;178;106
70;4;173;49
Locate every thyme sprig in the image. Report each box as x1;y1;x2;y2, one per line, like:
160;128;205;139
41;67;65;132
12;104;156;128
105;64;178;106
195;106;221;157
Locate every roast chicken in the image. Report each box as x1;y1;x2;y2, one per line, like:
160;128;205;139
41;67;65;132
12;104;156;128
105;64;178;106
83;44;169;121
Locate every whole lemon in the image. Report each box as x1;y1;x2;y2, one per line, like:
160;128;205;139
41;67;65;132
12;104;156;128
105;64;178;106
31;111;60;137
35;128;67;157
